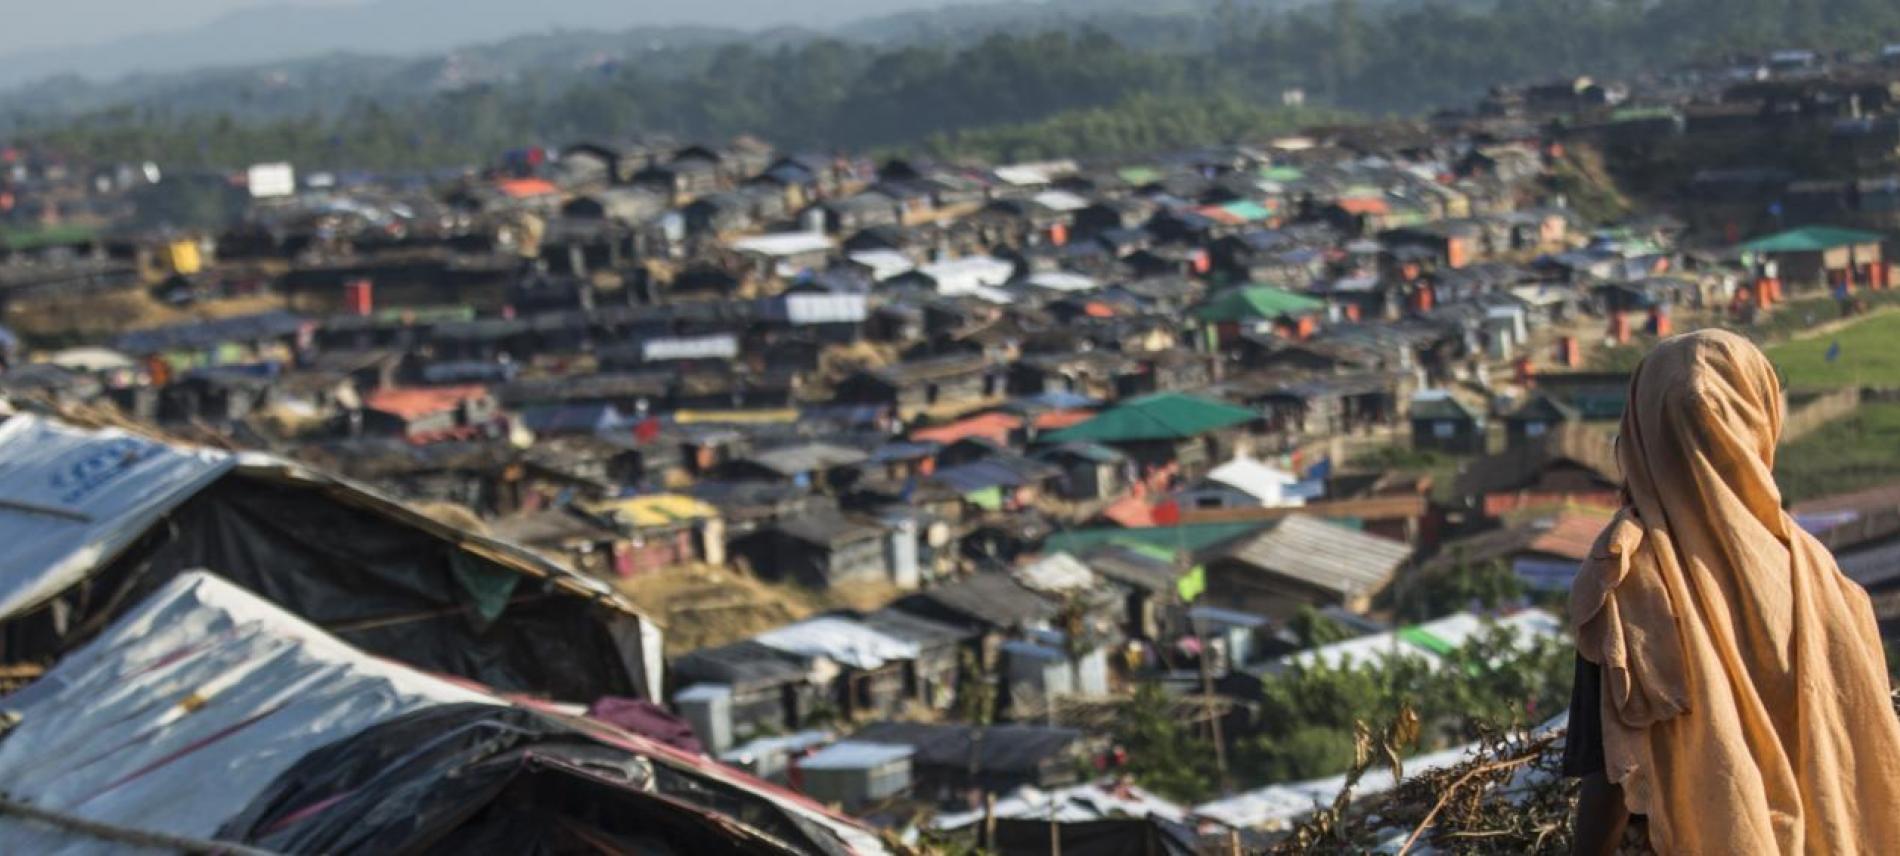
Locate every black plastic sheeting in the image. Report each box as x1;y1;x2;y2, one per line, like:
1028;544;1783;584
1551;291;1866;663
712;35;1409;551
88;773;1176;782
219;704;858;856
991;817;1199;856
2;475;644;702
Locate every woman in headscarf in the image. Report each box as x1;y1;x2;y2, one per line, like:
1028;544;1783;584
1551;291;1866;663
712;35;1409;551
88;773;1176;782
1566;329;1900;855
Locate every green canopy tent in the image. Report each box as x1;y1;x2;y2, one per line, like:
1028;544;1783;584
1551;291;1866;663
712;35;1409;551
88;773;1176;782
1043;392;1260;444
1736;225;1887;292
1190;284;1326;324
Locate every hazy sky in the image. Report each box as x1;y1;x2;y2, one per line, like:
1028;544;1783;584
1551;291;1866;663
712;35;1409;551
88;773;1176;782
0;1;349;54
0;0;979;85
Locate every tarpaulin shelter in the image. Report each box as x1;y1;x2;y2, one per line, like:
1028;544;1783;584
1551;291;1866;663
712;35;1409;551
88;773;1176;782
0;572;888;855
221;703;887;854
753;616;921;671
0;414;662;702
934;779;1184;830
0;571;498;853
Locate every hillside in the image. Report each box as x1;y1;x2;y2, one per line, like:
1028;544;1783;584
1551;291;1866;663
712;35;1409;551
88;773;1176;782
10;0;1900;169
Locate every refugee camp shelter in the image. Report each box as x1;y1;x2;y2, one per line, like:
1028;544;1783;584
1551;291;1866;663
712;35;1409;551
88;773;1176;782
0;572;888;855
0;414;662;702
794;741;915;809
1199;514;1413;618
852;721;1093;798
1042;392;1258;477
0;572;494;854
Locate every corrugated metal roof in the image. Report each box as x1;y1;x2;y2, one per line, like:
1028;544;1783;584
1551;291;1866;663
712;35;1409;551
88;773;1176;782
935;781;1184;830
893;572;1057;629
1216;515;1411;597
1043;522;1267;557
671;640;814;689
859;608;975;646
798;741;913;771
851;722;1082;773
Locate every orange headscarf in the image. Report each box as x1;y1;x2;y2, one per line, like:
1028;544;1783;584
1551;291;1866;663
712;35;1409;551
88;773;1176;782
1571;329;1900;854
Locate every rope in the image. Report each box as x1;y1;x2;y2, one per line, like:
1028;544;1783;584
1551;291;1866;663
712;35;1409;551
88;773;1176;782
0;795;285;856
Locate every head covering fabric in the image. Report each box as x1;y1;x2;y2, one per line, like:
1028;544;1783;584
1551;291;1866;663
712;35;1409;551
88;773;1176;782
1570;329;1900;854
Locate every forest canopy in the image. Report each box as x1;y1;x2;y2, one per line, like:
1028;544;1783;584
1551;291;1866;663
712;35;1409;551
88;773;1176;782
9;0;1900;169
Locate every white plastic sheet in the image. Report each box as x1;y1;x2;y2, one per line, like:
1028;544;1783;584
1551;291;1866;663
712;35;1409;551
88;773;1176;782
0;415;235;619
0;572;496;854
753;616;920;671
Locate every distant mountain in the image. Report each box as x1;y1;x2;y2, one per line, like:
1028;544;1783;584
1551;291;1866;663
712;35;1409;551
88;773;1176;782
0;26;766;123
0;0;1319;121
0;0;984;87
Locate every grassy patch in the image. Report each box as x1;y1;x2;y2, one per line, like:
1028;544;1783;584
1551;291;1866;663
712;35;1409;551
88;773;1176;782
1589;343;1648;374
1767;309;1900;390
1774;401;1900;502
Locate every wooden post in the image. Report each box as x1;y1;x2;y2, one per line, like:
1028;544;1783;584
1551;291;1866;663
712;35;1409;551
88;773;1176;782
983;792;997;852
1194;612;1230;791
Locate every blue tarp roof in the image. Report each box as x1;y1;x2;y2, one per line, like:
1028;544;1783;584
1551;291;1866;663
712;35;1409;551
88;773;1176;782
522;403;625;434
184;361;283;382
422;361;520;385
932;458;1052;493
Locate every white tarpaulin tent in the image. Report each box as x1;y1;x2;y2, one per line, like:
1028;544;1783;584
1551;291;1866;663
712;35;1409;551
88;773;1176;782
1013;551;1099;594
753;616;920;671
0;415;235;619
0;414;665;703
920;256;1016;296
1206;455;1302;507
0;571;497;854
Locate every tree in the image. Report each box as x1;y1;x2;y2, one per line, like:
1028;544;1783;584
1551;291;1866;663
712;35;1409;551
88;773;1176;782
1290;605;1355;649
1393;551;1525;622
955;649;997;726
1236;623;1570;786
1110;682;1222;803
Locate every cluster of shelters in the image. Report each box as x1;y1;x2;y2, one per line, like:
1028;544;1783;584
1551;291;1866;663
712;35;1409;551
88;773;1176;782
15;54;1900;846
